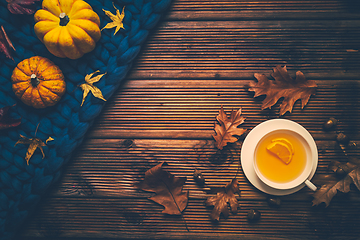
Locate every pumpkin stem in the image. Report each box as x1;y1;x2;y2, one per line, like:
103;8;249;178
30;74;40;87
59;12;69;26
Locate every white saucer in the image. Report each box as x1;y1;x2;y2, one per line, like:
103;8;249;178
241;119;318;196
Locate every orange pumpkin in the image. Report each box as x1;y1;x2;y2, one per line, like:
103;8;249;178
12;56;66;108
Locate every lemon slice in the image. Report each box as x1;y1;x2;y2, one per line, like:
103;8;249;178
266;140;294;164
272;138;294;152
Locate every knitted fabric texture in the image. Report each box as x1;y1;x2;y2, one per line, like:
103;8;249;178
0;0;171;239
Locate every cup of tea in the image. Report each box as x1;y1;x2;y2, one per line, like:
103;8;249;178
245;119;318;192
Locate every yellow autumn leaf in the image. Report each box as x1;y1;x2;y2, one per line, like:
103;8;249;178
102;4;125;35
14;123;53;165
15;135;46;165
80;70;107;106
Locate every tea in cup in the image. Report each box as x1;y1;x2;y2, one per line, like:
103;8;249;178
253;129;317;191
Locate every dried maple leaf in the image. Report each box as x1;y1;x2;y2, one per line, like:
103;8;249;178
136;162;188;215
0;26;15;60
102;4;125;35
249;65;317;116
205;178;240;221
14;124;53;165
15;135;46;165
0;105;21;130
80;70;106;106
312;160;360;207
212;105;246;150
6;0;40;14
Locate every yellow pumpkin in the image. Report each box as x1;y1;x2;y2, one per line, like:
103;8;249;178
34;0;101;59
12;56;66;109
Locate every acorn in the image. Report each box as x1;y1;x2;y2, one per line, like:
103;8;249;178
193;169;205;186
336;132;349;144
267;196;281;208
323;117;337;131
247;209;261;222
335;167;347;178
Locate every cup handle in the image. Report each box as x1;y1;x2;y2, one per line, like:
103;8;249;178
304;179;317;191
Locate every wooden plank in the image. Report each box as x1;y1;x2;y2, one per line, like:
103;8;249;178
166;0;360;20
127;20;360;80
44;138;357;201
19;194;360;239
87;79;360;139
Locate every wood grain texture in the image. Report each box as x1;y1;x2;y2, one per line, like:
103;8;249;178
16;1;360;239
128;20;360;79
165;0;360;20
88;80;360;139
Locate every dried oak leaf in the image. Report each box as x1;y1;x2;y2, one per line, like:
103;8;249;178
312;160;360;207
0;105;21;130
0;26;15;60
102;4;125;35
212;105;246;150
136;162;188;215
248;65;317;116
6;0;40;14
80;70;106;106
205;178;240;221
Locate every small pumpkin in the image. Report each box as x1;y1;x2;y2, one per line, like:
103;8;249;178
34;0;101;59
12;56;66;109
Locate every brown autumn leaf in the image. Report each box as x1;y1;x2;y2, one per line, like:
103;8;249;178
0;25;16;60
212;105;246;150
136;162;188;215
80;70;106;106
6;0;41;14
205;178;240;221
248;65;317;116
0;105;21;130
102;4;125;35
312;160;360;207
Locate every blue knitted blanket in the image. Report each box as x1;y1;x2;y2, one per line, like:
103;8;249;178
0;0;171;239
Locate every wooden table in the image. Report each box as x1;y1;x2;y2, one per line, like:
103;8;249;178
16;1;360;239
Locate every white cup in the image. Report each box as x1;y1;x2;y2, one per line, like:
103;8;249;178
253;129;317;191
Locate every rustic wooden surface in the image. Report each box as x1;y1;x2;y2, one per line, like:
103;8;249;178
16;1;360;239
